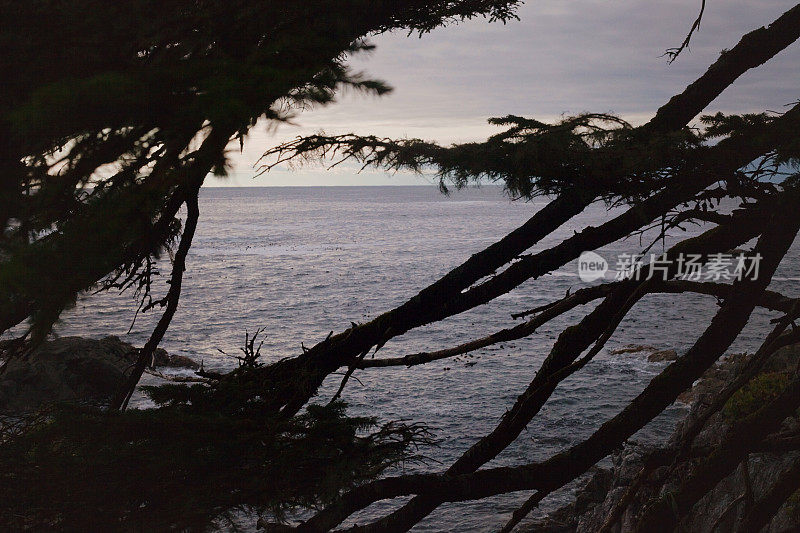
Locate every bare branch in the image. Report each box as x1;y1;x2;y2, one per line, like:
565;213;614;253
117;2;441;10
663;0;706;63
498;491;545;533
111;188;201;411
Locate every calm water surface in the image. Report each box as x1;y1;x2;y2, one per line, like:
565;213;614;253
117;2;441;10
50;186;800;531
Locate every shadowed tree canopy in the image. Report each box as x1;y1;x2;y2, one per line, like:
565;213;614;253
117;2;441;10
0;0;520;342
0;0;522;410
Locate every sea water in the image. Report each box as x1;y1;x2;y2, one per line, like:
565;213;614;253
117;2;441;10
51;186;800;531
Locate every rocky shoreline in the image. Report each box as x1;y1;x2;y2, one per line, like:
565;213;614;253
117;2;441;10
0;336;199;414
1;338;798;531
522;345;800;532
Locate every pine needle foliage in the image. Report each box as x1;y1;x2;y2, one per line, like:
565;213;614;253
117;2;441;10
261;110;800;204
0;0;520;341
0;387;433;531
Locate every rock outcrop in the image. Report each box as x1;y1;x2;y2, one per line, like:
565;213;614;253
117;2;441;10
646;349;678;362
523;345;800;533
609;344;679;362
0;336;198;414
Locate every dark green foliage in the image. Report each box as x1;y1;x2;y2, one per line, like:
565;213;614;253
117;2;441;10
0;387;433;531
702;110;800;171
1;181;183;342
260;112;711;201
723;371;790;420
787;489;800;522
261;108;800;205
0;0;520;341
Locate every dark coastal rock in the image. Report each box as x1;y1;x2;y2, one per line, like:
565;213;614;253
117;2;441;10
646;349;678;362
166;354;200;370
152;348;170;366
676;352;749;404
609;345;657;355
0;336;198;413
523;344;800;533
609;344;677;361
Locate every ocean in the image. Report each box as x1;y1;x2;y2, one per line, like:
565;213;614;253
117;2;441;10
51;185;800;531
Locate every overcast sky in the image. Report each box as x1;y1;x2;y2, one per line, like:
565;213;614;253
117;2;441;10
208;0;800;186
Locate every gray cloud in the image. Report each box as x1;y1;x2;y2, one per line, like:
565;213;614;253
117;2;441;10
215;0;799;186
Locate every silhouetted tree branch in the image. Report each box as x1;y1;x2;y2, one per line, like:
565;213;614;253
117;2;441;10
257;97;800;420
248;4;800;422
355;280;797;370
317;195;791;531
263;186;800;531
663;0;706;63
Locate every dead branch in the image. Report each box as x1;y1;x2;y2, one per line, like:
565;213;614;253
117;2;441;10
663;0;706;63
110;189;201;410
648;3;800;132
357;282;618;369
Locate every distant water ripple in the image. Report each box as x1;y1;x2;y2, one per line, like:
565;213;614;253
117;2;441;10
49;186;800;532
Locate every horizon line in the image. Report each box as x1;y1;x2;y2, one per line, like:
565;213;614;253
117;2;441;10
200;183;504;188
